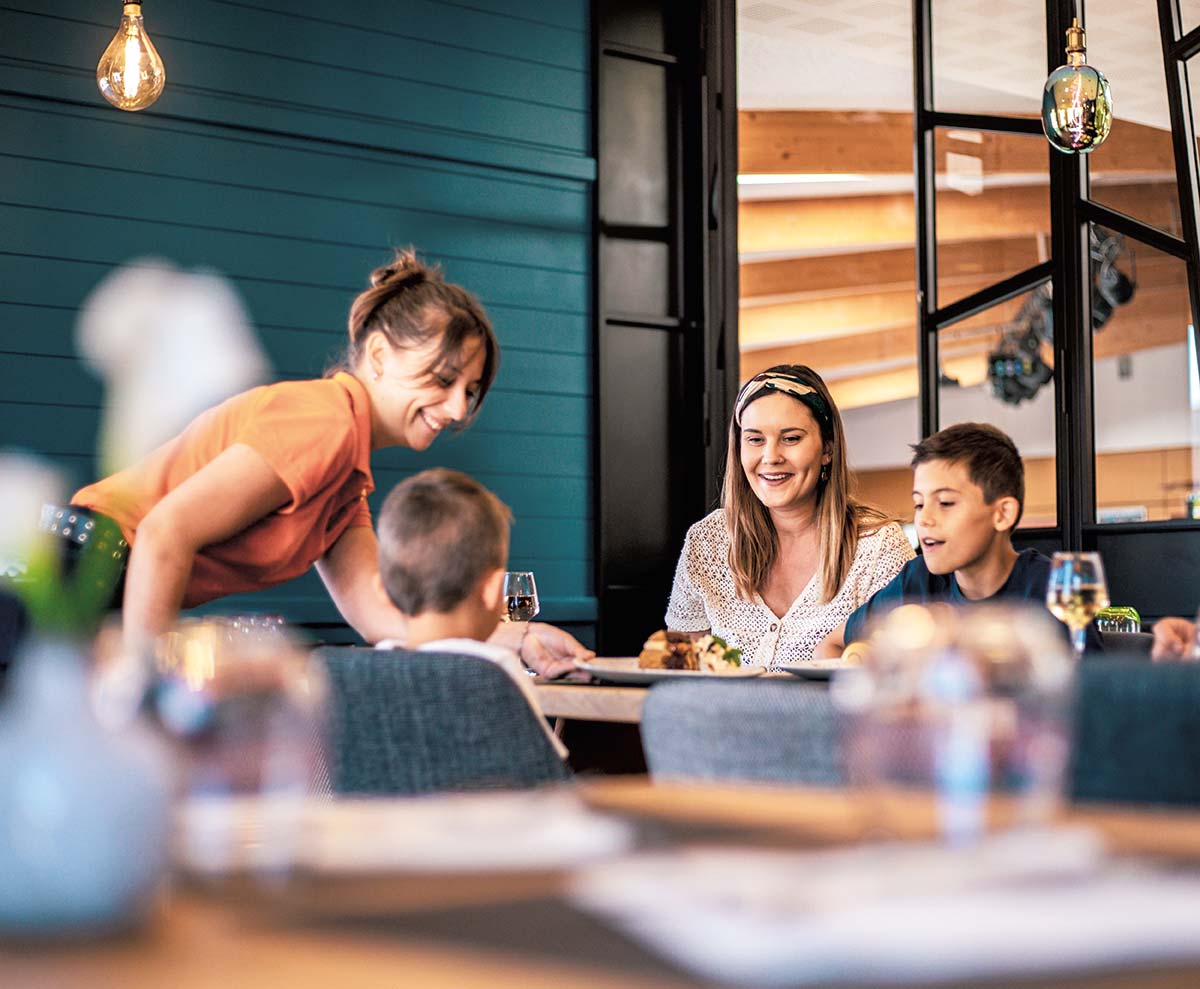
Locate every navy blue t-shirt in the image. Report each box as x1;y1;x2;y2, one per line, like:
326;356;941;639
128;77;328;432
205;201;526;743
843;548;1103;652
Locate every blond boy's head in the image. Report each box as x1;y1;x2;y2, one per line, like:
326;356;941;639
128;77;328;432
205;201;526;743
377;469;511;626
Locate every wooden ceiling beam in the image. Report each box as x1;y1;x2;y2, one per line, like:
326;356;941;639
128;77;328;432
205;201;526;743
740;278;1034;350
740;235;1042;298
741;287;1190;388
739;183;1180;255
738;111;1175;176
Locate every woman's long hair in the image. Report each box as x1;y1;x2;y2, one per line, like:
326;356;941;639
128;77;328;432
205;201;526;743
722;364;891;604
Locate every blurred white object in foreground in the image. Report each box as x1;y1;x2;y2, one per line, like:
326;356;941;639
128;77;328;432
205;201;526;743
176;790;634;877
76;257;269;474
571;836;1200;986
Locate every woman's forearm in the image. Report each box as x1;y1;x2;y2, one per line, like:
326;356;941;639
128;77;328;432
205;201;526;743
120;518;194;649
316;526;409;644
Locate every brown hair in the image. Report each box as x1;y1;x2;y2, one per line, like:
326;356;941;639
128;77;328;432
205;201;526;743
340;248;500;429
377;468;512;616
910;422;1025;528
722;364;892;604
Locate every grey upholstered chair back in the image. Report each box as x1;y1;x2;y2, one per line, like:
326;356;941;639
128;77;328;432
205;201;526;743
313;647;569;796
640;679;846;785
1071;657;1200;806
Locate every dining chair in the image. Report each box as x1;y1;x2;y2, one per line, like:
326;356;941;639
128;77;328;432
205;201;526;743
640;679;846;785
1070;656;1200;806
311;647;570;796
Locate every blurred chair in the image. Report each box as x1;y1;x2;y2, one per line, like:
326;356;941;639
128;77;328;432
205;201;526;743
312;647;569;796
1097;630;1152;655
640;679;845;785
1071;657;1200;806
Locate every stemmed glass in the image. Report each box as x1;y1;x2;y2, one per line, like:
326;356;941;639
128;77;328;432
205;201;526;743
1045;552;1109;659
501;571;540;624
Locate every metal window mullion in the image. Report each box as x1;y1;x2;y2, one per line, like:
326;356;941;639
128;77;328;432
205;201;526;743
1048;0;1093;550
914;0;938;438
1170;22;1200;61
1156;0;1200;382
1080;200;1189;259
932;260;1053;330
927;111;1044;135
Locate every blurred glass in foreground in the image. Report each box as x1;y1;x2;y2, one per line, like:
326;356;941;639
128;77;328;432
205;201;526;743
147;617;330;878
834;603;1075;845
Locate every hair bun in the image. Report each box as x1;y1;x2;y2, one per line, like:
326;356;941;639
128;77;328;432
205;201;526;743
369;248;441;290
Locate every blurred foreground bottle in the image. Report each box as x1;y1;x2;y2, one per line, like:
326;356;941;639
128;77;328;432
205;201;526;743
0;635;172;935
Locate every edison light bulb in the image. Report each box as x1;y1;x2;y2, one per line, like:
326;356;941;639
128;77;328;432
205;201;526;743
96;2;165;111
1042;18;1111;154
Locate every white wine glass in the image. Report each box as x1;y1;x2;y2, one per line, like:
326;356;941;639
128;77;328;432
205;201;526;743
501;571;540;624
1045;552;1108;659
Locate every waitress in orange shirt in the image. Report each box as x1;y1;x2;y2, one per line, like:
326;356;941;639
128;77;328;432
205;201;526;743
68;250;586;675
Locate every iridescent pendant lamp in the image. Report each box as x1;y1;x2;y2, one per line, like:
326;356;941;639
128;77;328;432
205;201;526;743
1042;18;1112;154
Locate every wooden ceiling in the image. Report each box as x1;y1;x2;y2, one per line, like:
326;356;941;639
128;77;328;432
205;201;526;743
738;111;1191;410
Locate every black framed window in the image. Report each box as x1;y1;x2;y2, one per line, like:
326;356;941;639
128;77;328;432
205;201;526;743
914;0;1200;619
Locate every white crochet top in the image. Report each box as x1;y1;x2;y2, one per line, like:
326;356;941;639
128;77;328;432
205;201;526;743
665;509;914;669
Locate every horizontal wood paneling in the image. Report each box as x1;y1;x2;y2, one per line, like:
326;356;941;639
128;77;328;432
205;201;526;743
0;2;595;630
0;3;592;179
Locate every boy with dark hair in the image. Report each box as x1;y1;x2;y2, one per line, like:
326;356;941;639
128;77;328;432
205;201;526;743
374;468;566;758
815;422;1100;657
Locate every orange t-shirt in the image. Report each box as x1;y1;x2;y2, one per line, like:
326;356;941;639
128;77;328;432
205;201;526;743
72;372;375;608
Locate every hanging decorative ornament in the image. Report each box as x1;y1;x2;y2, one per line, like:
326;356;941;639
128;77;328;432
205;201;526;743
96;2;166;111
1042;18;1112;154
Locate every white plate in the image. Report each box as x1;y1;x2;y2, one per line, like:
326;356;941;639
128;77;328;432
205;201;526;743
779;660;857;681
576;656;766;685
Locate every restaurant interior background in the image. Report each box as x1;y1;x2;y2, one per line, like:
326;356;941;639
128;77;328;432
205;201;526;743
734;0;1200;627
6;0;1200;649
740;0;1199;530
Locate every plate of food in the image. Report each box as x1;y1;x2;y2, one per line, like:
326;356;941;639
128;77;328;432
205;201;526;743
780;642;870;681
778;660;853;681
576;631;765;685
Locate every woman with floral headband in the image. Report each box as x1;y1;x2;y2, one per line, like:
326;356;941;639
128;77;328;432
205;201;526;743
664;364;914;668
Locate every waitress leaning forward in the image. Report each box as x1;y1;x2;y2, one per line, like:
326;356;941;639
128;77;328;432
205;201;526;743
68;250;588;675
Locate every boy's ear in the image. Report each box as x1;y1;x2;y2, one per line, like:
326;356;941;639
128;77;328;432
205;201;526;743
992;495;1020;533
480;567;505;613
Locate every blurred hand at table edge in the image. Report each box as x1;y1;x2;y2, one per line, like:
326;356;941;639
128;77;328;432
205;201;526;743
812;620;847;659
1151;617;1198;661
490;621;594;678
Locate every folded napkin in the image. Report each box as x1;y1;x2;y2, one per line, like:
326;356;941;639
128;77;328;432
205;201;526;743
570;828;1200;986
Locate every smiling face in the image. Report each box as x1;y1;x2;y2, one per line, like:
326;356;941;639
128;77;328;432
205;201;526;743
364;328;487;451
912;458;1018;575
739;393;830;513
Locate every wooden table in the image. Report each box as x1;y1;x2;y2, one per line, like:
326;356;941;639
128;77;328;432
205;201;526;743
532;679;647;723
8;780;1200;988
532;671;801;725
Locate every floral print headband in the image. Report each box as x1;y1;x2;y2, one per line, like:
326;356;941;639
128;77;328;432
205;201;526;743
734;371;833;434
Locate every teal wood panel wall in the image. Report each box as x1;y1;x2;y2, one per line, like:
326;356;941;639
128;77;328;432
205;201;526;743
0;1;595;631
